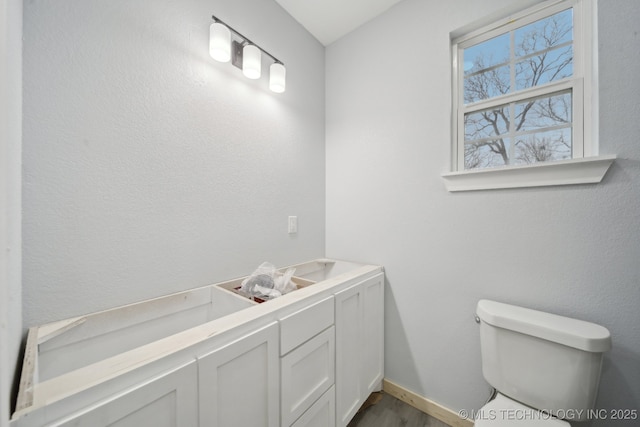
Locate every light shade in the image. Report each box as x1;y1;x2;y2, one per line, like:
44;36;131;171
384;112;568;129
209;23;231;62
242;44;261;79
269;63;286;93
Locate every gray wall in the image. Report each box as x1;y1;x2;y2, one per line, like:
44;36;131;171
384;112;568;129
22;0;326;326
326;0;640;424
0;0;22;422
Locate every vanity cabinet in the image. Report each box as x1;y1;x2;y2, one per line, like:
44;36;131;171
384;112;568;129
11;259;384;427
335;273;385;427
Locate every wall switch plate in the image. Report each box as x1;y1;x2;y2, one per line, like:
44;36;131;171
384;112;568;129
288;216;297;234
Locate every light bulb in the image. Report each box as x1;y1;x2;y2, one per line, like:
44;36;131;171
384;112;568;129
269;63;286;93
243;44;261;79
209;23;231;62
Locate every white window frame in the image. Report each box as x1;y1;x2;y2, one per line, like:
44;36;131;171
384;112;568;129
442;0;614;192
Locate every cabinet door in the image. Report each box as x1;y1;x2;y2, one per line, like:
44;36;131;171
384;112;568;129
198;322;279;427
335;282;363;427
361;274;384;393
335;273;384;427
49;361;198;427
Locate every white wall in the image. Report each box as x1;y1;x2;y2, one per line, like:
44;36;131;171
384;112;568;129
22;0;326;327
0;0;22;423
326;0;640;424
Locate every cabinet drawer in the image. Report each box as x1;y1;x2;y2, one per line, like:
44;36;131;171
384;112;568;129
291;386;335;427
281;327;335;427
280;296;334;355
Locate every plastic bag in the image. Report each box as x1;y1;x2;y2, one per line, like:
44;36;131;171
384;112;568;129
240;262;297;301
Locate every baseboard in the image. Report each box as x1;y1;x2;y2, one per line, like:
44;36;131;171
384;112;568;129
382;379;473;427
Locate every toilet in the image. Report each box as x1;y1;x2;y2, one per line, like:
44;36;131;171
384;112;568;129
475;299;611;426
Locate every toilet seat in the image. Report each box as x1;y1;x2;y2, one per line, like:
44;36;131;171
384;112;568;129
474;394;570;426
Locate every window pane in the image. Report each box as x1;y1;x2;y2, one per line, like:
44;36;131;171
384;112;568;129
463;33;510;75
465;107;510;141
464;138;511;170
462;8;574;103
514;128;572;165
515;45;573;90
515;9;573;57
514;91;572;133
464;65;510;104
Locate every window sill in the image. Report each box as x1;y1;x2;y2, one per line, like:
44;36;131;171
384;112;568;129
441;155;616;192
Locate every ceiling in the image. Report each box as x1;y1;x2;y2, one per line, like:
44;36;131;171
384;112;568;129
274;0;404;46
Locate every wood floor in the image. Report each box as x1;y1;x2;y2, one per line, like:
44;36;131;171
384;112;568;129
348;393;451;427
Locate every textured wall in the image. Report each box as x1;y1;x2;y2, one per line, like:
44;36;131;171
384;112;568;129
1;0;22;421
22;0;326;326
326;0;640;424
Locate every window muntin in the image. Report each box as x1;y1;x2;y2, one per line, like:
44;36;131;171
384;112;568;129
454;1;588;171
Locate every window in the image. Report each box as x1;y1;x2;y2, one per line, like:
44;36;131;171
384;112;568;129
444;0;614;191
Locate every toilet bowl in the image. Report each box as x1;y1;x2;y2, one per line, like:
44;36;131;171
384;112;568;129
475;394;569;426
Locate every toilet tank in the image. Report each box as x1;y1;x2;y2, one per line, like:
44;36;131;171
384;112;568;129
477;300;611;421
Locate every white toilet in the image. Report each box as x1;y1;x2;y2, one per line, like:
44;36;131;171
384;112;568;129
475;299;611;426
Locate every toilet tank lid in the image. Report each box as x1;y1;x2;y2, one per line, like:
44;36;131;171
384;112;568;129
477;300;611;352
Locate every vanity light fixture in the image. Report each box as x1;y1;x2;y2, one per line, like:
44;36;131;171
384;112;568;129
242;44;261;79
209;22;231;62
210;15;286;93
269;62;286;93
